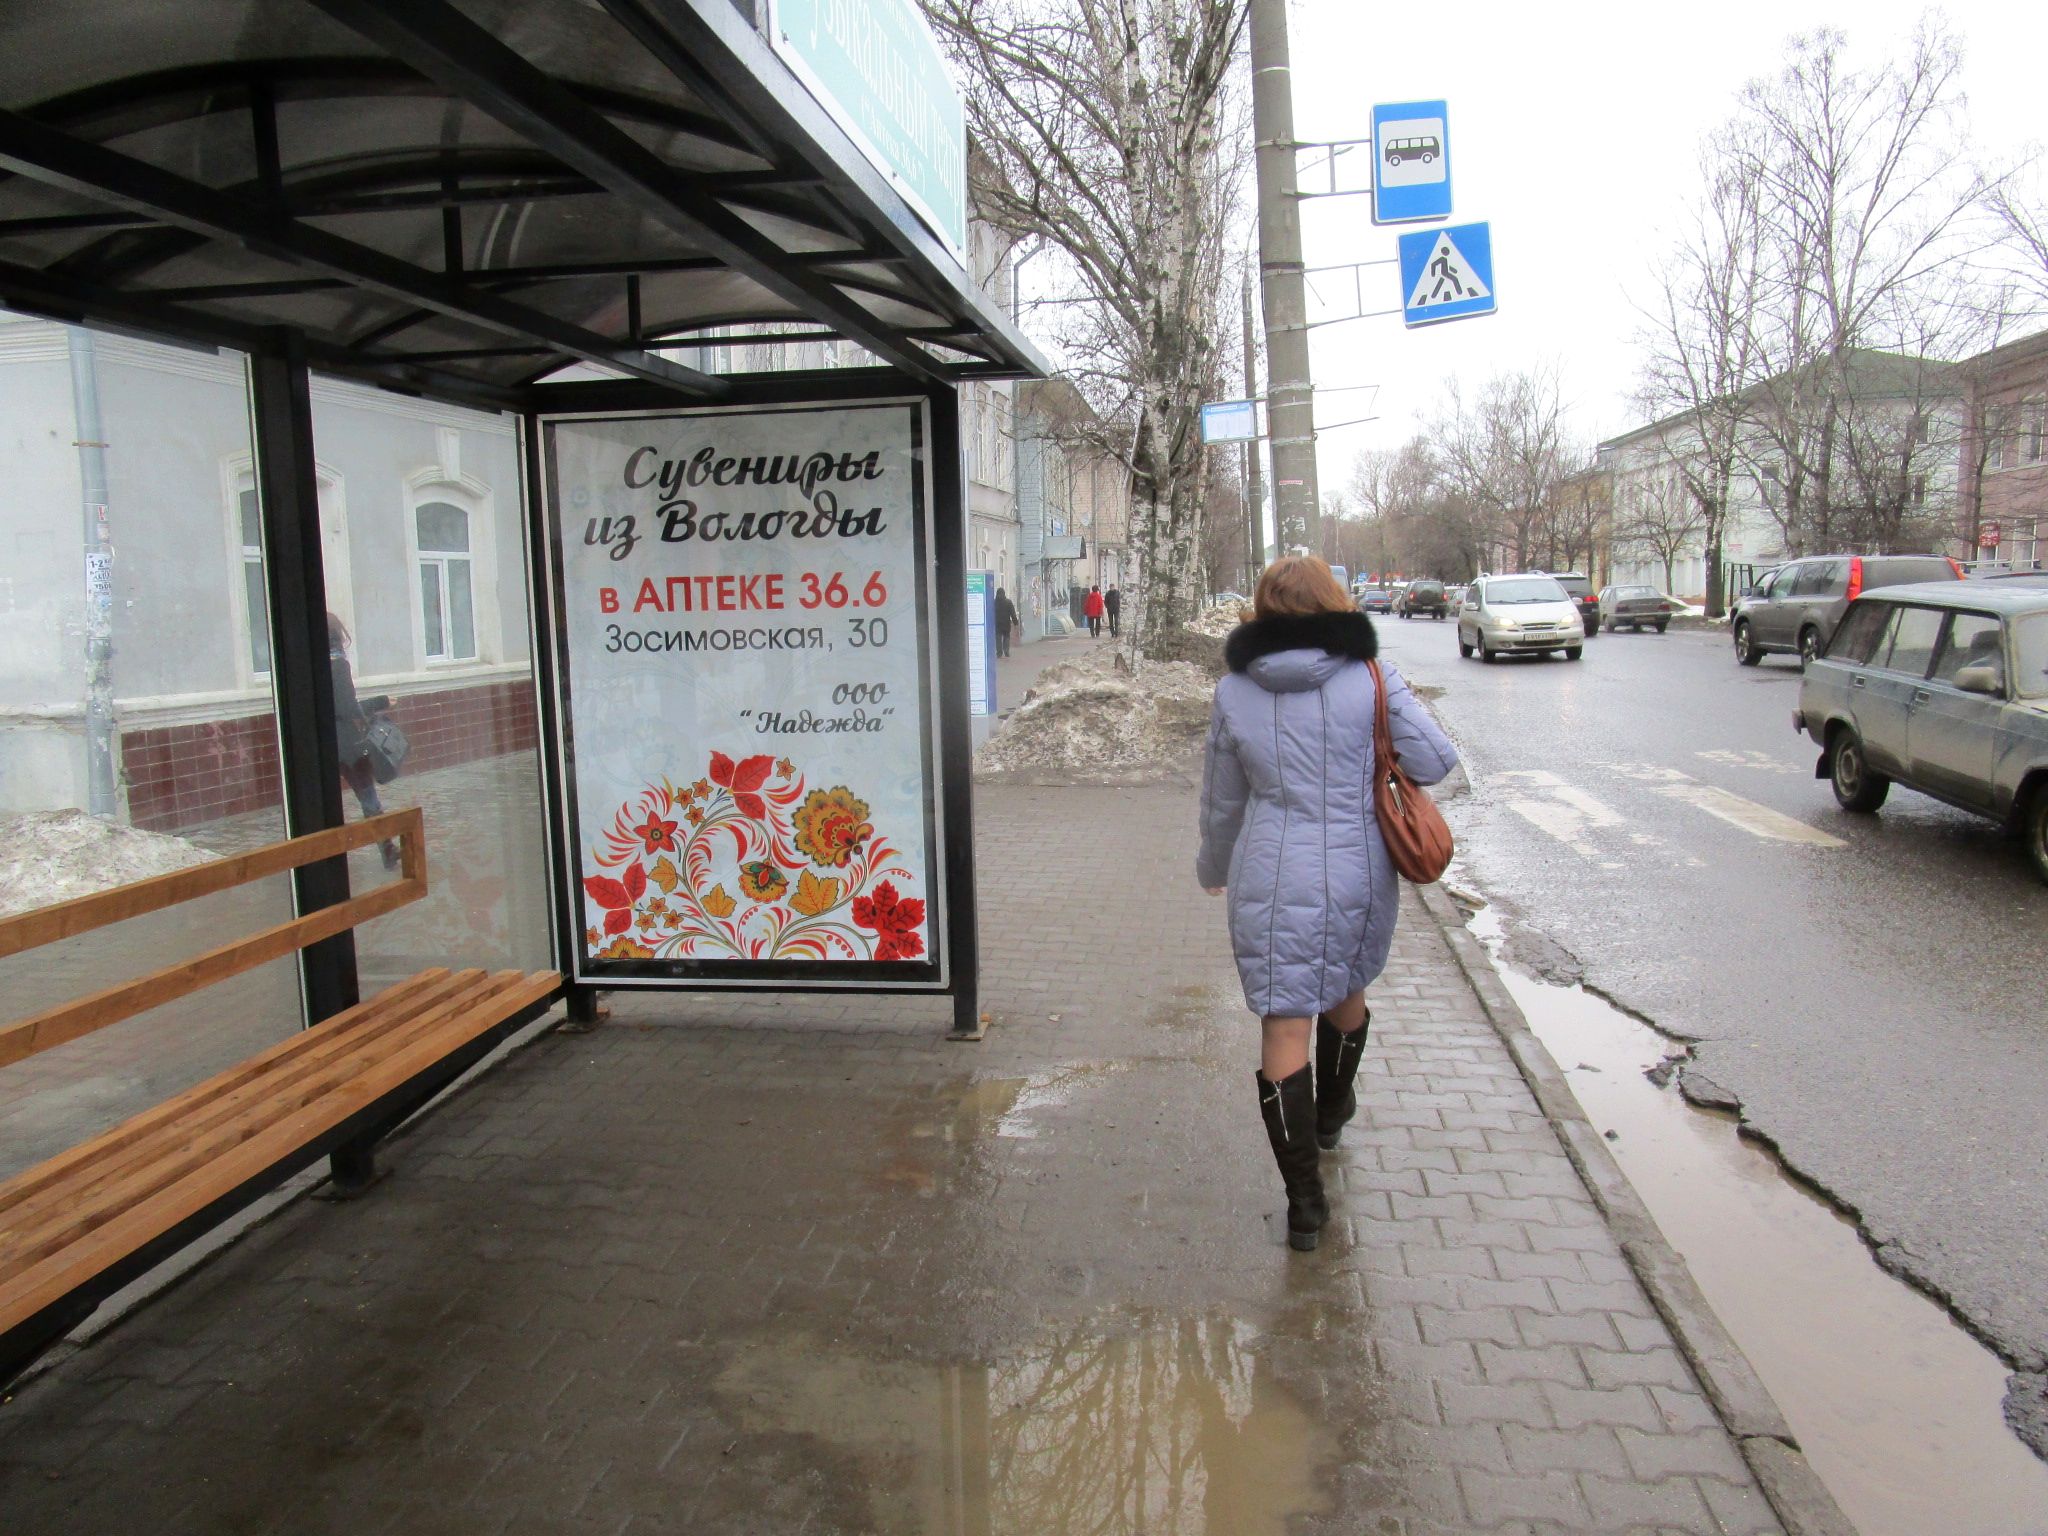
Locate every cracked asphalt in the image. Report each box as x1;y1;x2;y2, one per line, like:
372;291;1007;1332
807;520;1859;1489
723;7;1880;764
1374;612;2048;1453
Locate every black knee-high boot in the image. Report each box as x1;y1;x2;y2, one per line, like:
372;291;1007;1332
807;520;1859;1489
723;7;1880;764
1314;1009;1371;1151
1256;1064;1328;1251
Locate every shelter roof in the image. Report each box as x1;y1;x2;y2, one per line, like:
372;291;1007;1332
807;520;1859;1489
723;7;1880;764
0;0;1044;410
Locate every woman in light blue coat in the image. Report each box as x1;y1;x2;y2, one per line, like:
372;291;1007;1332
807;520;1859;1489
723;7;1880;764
1197;557;1458;1250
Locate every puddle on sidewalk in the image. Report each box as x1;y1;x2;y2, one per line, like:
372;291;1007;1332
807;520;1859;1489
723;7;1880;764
1467;907;2048;1536
716;1312;1336;1535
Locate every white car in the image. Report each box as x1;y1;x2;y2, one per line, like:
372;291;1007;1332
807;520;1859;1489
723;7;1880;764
1457;574;1586;662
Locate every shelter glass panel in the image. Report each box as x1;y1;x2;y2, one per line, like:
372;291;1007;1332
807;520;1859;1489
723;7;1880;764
0;315;302;1182
308;385;553;989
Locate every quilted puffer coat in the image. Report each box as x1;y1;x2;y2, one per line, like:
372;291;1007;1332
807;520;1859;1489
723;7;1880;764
1197;610;1459;1018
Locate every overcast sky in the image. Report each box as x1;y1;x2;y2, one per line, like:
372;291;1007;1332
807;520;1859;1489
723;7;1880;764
1281;0;2048;487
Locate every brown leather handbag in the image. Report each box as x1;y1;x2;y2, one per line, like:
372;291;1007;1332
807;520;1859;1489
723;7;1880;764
1367;660;1454;883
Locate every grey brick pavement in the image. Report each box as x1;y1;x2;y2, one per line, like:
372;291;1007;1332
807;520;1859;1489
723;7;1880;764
0;769;1783;1534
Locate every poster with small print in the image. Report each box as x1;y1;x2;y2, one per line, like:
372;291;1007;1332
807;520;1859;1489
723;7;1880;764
540;400;940;985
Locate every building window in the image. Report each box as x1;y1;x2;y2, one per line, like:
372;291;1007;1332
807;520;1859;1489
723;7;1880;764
1988;405;2017;472
236;487;272;677
1910;474;1927;509
417;500;477;662
2029;401;2046;465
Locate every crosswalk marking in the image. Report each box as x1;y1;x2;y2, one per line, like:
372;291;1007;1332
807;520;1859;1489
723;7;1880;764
1490;762;1843;856
1653;782;1846;847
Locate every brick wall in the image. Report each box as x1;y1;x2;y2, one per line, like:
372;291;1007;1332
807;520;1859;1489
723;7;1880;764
123;714;282;833
123;676;540;834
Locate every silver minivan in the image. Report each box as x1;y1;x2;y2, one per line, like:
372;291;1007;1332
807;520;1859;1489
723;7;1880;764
1457;574;1585;662
1794;582;2048;883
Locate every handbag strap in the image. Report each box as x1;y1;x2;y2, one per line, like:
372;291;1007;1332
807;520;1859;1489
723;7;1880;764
1367;659;1397;775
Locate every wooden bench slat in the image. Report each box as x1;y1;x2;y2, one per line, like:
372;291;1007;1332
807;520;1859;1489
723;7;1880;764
0;969;482;1227
0;972;533;1278
0;970;558;1337
0;969;456;1220
0;808;423;961
0;875;426;1072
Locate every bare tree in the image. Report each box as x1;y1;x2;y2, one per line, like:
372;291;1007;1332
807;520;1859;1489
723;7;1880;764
925;0;1249;658
1732;24;1994;553
1638;122;1770;616
1614;460;1707;594
1427;368;1568;570
1542;455;1609;576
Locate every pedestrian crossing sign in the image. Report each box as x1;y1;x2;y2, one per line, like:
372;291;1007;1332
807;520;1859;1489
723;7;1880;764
1396;221;1495;327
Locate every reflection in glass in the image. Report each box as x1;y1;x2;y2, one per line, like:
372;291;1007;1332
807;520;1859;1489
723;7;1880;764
0;317;299;1176
309;391;550;984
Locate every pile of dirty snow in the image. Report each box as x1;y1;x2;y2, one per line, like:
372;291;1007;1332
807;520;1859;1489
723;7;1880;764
1188;600;1251;639
977;646;1216;778
0;809;218;918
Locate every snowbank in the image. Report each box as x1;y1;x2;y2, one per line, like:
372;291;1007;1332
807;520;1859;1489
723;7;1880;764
976;644;1218;779
1188;599;1252;638
0;809;218;918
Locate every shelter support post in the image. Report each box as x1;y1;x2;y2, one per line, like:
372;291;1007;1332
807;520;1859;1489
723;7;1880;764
928;385;982;1041
249;333;366;1182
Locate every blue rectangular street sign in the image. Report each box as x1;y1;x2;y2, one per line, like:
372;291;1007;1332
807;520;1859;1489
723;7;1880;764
1372;100;1452;224
1397;222;1495;327
1199;398;1259;443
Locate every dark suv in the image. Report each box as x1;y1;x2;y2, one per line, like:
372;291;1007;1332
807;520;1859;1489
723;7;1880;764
1733;554;1962;668
1547;572;1601;635
1397;579;1448;619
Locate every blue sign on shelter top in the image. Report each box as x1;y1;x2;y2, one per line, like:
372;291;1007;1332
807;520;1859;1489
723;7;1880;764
772;0;969;257
1371;100;1452;225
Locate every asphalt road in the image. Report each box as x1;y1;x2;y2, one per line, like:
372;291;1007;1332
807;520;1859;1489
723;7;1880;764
1375;611;2048;1402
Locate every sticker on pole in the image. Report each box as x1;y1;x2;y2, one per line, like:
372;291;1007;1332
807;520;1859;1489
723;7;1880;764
1397;222;1495;327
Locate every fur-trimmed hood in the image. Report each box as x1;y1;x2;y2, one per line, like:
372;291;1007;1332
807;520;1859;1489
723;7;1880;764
1224;610;1378;674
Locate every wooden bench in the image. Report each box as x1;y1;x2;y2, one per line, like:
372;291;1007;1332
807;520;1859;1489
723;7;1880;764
0;808;560;1380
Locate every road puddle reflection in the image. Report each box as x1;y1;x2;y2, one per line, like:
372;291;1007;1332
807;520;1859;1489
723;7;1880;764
1467;906;2048;1536
716;1313;1335;1535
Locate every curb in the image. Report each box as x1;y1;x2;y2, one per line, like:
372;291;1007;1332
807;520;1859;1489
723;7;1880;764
1415;880;1858;1536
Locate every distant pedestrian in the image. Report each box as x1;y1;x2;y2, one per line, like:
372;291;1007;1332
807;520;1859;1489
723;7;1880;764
329;613;401;870
993;585;1017;658
1084;583;1105;639
1104;583;1122;638
1197;556;1458;1250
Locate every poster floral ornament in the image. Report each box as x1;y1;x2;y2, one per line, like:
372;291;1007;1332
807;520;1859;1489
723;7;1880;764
581;751;927;963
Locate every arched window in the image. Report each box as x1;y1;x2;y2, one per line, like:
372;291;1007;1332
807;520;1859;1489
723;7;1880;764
416;500;476;661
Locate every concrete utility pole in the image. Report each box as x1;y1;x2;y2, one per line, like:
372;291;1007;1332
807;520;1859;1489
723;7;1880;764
1248;0;1318;553
1241;267;1265;587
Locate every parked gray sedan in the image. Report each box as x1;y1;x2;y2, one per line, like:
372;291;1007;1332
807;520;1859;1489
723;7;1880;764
1793;582;2048;882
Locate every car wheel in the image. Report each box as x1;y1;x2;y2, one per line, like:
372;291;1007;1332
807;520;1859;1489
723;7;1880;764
1655;621;1669;634
1479;639;1496;663
1798;627;1822;668
1585;618;1599;636
1829;727;1890;813
1565;646;1583;661
1458;639;1473;657
1735;620;1762;666
2026;785;2048;886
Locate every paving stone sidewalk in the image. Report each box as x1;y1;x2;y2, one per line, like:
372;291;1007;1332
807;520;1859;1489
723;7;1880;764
0;772;1785;1534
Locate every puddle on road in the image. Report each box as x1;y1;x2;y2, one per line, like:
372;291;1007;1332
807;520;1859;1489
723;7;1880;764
717;1312;1336;1535
1466;907;2048;1536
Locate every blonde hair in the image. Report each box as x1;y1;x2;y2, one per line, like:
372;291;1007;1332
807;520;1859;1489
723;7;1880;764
1252;556;1356;620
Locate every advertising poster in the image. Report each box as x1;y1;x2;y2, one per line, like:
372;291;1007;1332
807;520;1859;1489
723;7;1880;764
541;401;942;986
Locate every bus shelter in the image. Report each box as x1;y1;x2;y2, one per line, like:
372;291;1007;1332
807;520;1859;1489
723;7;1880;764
0;0;1041;1370
0;0;1040;1048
